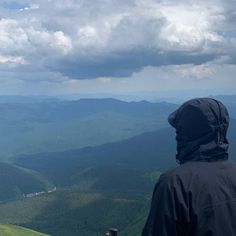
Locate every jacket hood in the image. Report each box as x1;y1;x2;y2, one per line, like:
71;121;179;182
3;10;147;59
168;98;229;164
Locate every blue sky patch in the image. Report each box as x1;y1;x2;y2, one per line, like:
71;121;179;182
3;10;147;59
0;1;29;10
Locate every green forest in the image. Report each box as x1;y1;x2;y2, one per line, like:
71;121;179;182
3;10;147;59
0;96;234;235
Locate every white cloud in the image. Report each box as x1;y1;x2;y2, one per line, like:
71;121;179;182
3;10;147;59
0;18;29;54
97;77;112;84
0;55;26;64
1;0;230;58
0;17;72;59
158;4;225;51
0;0;235;95
27;29;72;54
174;64;216;80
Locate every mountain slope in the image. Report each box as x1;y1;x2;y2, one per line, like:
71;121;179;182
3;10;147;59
0;189;146;236
0;162;53;202
0;225;49;236
15;118;236;190
15;127;175;187
0;99;177;161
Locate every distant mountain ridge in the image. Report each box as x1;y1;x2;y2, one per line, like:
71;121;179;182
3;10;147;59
0;95;59;104
0;96;234;162
0;98;177;161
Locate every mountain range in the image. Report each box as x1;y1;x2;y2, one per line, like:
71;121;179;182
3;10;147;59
0;98;177;161
0;96;234;236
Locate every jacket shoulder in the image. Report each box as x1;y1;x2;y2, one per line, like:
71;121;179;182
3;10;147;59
158;160;236;191
160;162;194;181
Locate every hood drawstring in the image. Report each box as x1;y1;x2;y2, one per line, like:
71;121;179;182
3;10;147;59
212;99;225;145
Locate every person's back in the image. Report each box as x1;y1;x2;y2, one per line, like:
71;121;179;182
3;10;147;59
142;98;236;236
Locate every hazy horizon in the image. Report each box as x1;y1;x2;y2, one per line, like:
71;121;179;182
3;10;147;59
0;89;235;103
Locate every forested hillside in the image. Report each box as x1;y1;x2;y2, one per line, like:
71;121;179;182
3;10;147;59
0;99;177;161
0;97;235;235
0;162;53;202
0;187;151;236
16;118;236;189
8;119;235;235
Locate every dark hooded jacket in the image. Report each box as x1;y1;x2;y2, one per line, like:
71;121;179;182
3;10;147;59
142;98;236;236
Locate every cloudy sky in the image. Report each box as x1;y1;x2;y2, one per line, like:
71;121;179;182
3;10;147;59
0;0;235;97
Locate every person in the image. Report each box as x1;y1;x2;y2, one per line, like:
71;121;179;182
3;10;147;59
142;97;236;236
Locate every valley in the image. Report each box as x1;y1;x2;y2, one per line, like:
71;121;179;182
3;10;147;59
0;96;235;235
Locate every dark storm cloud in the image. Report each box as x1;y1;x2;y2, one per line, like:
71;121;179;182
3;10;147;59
53;50;217;79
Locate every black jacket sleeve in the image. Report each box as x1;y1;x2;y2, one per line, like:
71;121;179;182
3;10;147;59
142;174;190;236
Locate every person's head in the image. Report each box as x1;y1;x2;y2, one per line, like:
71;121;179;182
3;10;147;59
168;98;229;164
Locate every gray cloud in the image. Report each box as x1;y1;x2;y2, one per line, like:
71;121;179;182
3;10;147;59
52;50;217;79
0;0;235;95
